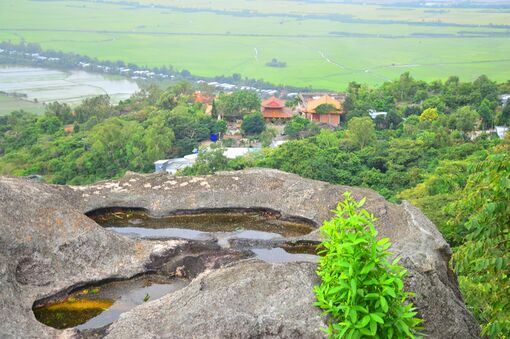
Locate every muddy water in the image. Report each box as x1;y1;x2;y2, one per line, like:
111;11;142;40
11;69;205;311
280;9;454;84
33;275;187;330
88;210;315;241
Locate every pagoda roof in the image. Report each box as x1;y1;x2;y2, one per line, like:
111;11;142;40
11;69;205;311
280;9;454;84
261;96;285;109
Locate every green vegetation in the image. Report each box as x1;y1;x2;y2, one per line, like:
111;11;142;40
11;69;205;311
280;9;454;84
451;153;510;337
2;0;510;89
216;90;260;120
283;116;319;139
241;112;266;135
315;104;338;115
315;193;422;338
0;83;217;184
402;146;510;337
181;145;229;176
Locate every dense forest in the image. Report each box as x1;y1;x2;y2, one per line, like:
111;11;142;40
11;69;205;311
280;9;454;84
0;73;509;336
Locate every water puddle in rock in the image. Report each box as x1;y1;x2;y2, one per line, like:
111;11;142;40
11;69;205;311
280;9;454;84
33;275;187;330
280;242;323;256
87;209;314;243
251;248;319;263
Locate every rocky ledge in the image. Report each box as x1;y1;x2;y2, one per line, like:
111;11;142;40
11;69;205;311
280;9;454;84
0;168;479;338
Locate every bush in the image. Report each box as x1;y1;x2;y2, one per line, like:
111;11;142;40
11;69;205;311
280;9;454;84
284;116;311;138
241;112;266;135
314;192;422;338
265;58;287;68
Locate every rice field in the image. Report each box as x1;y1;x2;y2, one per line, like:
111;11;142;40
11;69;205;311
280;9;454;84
1;0;510;90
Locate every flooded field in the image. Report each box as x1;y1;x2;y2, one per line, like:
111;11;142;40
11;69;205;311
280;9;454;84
33;275;187;330
0;66;139;107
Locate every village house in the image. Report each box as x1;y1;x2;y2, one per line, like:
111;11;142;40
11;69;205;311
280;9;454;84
298;92;346;126
260;96;294;121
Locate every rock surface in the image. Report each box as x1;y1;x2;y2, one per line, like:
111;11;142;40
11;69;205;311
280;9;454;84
0;169;480;338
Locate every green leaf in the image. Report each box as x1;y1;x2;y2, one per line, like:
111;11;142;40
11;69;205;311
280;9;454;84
377;238;390;247
384;287;396;298
370;313;384;324
380;296;388;312
360;263;375;275
357;197;366;208
349;309;358;323
351;279;357;298
369;319;377;336
356;315;371;328
364;293;379;300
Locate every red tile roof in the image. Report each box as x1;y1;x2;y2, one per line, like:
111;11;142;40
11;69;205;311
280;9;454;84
262;96;285;109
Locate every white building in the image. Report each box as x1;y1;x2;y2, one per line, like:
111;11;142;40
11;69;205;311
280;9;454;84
154;155;198;175
496;126;509;139
499;94;510;106
368;109;388;120
223;147;260;159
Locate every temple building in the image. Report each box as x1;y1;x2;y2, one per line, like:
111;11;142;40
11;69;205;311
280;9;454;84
261;96;294;121
298;93;346;126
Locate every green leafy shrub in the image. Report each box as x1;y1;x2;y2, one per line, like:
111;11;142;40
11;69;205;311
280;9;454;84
314;192;422;338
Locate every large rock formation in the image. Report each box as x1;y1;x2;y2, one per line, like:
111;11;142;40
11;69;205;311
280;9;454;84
0;169;480;338
0;176;186;338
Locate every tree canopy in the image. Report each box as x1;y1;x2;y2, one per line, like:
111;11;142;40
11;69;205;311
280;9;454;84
216;90;260;120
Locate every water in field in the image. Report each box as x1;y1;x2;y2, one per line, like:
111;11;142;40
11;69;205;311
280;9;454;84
0;66;139;105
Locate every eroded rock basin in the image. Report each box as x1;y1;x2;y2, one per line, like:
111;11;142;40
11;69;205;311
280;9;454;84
33;209;321;331
33;275;188;331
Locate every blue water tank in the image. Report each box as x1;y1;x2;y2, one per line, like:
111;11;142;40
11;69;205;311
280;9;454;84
210;133;219;142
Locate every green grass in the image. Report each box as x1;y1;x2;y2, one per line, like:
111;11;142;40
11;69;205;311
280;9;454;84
1;0;510;90
0;93;44;116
